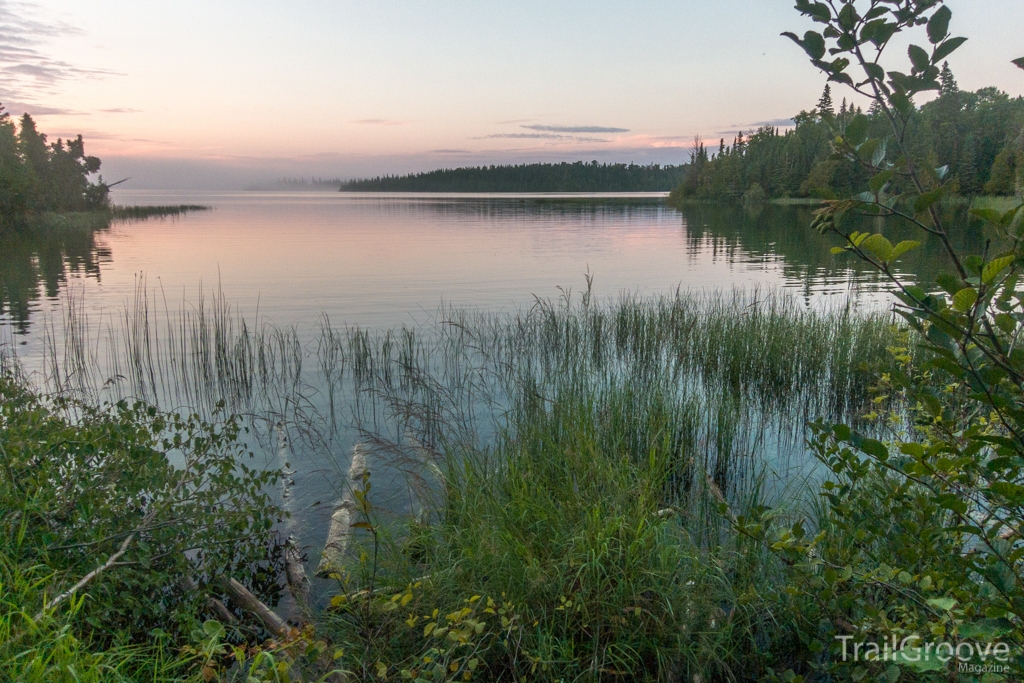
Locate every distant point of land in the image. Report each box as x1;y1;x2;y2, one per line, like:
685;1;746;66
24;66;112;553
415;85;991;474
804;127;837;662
338;161;689;193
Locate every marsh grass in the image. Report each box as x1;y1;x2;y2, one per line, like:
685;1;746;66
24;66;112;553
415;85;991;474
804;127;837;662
21;205;209;231
109;205;211;220
3;282;902;680
22;283;895;502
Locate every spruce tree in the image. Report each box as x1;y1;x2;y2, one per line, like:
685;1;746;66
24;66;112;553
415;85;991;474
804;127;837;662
817;84;835;117
940;61;959;97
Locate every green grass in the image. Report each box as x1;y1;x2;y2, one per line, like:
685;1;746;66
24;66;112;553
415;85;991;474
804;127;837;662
0;547;193;683
20;205;210;231
11;285;900;681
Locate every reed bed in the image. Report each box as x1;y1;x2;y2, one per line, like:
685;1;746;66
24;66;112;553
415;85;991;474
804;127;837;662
3;284;901;679
109;204;211;220
19;283;896;503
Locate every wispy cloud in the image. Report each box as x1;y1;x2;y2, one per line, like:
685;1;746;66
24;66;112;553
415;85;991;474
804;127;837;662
477;132;610;143
751;117;795;127
522;124;629;134
429;148;471;154
716;118;796;135
351;118;406;126
0;1;119;106
101;107;141;114
0;99;79;115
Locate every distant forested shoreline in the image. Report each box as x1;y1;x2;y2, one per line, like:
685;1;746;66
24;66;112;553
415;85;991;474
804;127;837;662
672;67;1024;205
339;161;688;193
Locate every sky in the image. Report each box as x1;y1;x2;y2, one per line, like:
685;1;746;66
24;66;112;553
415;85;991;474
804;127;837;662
2;0;1023;189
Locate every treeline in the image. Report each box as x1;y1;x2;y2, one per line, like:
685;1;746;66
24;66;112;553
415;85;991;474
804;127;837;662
340;161;689;193
245;177;343;192
0;106;109;226
672;68;1024;203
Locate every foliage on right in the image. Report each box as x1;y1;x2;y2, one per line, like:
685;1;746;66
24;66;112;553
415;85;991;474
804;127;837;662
740;1;1024;680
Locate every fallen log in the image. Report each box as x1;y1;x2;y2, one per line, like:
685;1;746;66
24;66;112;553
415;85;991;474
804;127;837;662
317;444;369;576
218;577;289;638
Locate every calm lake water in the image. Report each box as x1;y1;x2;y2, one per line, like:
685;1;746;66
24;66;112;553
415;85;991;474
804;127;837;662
1;191;971;567
0;190;908;337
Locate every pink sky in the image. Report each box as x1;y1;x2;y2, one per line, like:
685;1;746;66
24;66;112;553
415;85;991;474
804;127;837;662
2;0;1022;188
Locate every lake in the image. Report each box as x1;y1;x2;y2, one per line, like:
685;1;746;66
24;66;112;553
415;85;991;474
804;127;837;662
0;191;964;566
1;190;902;338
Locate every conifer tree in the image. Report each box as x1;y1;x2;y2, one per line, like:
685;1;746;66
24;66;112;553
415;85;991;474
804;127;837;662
940;61;959;97
817;84;835;117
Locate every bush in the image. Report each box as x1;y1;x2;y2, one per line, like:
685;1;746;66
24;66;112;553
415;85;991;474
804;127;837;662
0;372;284;670
743;2;1024;680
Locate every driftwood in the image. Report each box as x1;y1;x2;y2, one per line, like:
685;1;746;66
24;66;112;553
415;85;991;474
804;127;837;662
34;533;136;621
285;537;311;618
180;575;238;624
219;577;290;637
317;444;369;576
276;421;312;620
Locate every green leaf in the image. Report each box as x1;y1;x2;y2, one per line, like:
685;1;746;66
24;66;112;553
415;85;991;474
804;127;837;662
783;30;827;60
914;187;945;215
969;207;1005;225
932;37;968;64
908;45;930;73
894;647;947;672
858;438;889;461
863;61;885;83
830;247;846;255
982;255;1014;284
952;287;978;312
860;233;894;262
995;313;1016;334
807;2;831;23
869;169;893;193
890;240;920;260
927;597;957;612
927;6;951;44
959;618;1015;639
838;3;859;30
844;114;870;146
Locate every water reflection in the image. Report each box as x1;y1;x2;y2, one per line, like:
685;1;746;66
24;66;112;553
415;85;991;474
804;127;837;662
0;220;111;333
0;195;994;335
677;202;990;298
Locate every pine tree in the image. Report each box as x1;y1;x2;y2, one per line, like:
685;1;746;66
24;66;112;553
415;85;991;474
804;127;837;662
940;62;959;97
817;84;835;117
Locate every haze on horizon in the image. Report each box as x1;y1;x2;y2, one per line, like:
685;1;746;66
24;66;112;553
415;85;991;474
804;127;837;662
2;0;1023;190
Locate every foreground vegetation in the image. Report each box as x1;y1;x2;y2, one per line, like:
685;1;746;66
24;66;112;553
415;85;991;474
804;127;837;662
2;288;899;681
5;1;1024;681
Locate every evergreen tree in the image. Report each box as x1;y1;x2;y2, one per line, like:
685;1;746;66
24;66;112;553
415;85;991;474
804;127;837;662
0;105;31;225
0;110;108;221
940;61;959;97
817;84;835;117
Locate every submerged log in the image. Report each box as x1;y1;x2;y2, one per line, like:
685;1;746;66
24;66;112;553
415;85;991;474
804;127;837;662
317;444;369;576
275;421;312;620
219;577;289;637
180;575;238;625
285;536;311;619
